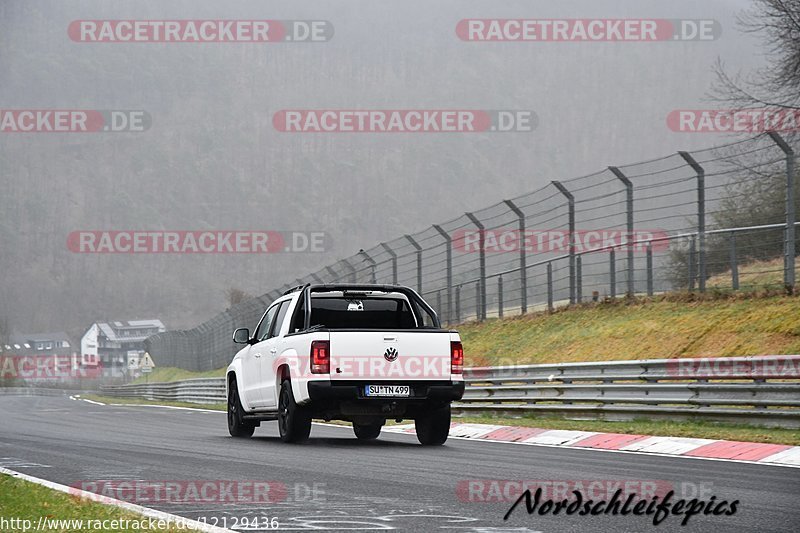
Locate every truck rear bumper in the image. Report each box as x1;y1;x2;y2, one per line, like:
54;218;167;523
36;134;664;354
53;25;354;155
308;380;464;402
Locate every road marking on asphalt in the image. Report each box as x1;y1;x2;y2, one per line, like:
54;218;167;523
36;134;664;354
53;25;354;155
71;400;800;470
0;467;234;533
0;457;51;468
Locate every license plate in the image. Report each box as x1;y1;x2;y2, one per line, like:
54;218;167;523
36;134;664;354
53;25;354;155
364;385;411;397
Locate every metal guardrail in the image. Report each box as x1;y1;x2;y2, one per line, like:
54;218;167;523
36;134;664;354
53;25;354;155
98;356;800;428
100;378;226;404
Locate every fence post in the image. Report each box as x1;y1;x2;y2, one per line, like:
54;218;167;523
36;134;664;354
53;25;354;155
465;212;487;320
455;285;461;322
576;256;582;303
610;248;616;298
341;259;357;283
730;231;739;290
767;132;796;293
404;234;423;294
609;167;634;297
498;276;504;318
503;199;527;314
679;151;706;292
432;224;453;323
646;242;654;296
325;266;339;282
688;236;696;291
546;262;554;312
310;273;323;284
475;282;481;321
436;290;442;317
357;249;377;283
380;242;398;284
552;181;576;304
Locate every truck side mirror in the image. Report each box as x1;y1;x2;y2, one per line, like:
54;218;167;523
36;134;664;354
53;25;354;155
232;328;250;344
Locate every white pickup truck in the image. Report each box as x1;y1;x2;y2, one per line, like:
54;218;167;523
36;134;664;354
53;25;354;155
226;284;465;445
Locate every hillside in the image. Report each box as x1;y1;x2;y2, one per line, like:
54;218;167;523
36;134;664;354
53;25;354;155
458;293;800;366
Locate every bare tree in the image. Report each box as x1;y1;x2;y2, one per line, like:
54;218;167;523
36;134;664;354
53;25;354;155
712;0;800;115
226;288;252;308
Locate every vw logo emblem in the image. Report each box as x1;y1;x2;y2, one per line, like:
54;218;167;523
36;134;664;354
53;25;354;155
384;347;398;362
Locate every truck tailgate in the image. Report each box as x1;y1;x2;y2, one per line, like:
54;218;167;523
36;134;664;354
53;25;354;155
328;331;452;381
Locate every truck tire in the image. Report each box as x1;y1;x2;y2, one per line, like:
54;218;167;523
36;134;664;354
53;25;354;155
414;404;451;445
353;421;382;440
278;380;312;443
227;378;255;438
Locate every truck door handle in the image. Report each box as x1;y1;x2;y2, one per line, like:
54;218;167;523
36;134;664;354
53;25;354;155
270;348;277;354
254;353;262;358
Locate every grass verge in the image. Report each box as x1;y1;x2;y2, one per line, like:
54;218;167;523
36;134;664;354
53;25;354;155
458;292;800;366
0;474;186;532
130;367;225;385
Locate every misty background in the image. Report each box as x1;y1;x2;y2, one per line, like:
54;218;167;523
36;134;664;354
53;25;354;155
0;0;765;342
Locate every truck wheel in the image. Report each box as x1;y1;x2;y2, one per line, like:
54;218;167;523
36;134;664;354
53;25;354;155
414;405;451;446
278;380;312;443
227;379;255;438
353;421;382;440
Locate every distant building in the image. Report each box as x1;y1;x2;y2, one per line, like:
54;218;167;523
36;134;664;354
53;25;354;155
80;320;165;376
7;332;73;357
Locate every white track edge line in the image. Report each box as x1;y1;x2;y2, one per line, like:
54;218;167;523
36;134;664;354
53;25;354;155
0;466;234;533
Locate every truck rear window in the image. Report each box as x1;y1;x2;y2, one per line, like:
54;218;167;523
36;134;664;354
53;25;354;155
309;297;418;329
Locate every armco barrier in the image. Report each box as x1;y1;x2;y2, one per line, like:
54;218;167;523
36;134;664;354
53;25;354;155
98;355;800;427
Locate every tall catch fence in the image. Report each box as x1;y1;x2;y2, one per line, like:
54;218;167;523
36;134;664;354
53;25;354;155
146;133;798;371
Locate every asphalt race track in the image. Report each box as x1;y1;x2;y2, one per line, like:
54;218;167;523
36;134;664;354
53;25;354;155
0;394;798;532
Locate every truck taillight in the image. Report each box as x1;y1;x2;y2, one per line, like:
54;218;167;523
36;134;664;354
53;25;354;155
311;340;330;374
451;341;464;374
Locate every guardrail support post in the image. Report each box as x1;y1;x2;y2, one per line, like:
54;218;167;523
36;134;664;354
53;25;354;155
310;273;323;284
465;212;487;320
688;236;696;291
357;249;377;283
503;199;527;314
609;167;634;297
646;242;654;296
730;231;739;290
498;276;504;318
576;256;582;303
380;242;398;284
768;132;796;293
679;151;706;292
404;234;423;294
552;181;576;304
432;224;453;323
610;248;616;298
546;262;554;312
